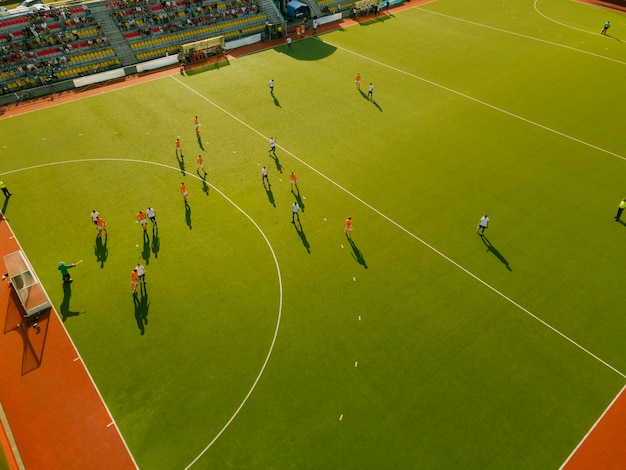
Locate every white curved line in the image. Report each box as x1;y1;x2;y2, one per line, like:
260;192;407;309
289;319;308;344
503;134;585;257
418;6;626;66
1;158;284;468
533;0;598;35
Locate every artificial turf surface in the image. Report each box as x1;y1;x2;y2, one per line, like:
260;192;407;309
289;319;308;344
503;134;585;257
2;0;626;467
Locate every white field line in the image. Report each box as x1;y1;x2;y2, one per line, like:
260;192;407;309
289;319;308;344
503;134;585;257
317;36;626;163
172;72;626;382
0;213;141;467
559;384;626;469
533;0;601;35
1;158;284;469
418;6;626;66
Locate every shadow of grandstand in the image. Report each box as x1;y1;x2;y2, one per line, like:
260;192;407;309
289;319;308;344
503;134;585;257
4;289;51;375
279;36;338;61
358;11;395;25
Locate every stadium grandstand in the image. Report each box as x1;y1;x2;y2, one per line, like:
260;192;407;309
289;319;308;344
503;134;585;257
0;0;406;105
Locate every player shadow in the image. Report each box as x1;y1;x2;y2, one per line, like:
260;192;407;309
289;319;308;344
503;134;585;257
293;187;305;212
264;181;275;207
293;219;310;253
270;152;283;173
1;197;9;218
348;236;367;269
133;289;150;336
141;231;151;264
185;201;192;229
370;98;382;112
94;235;108;268
196;134;205;150
480;235;512;271
151;226;160;258
60;282;81;321
176;154;185;175
604;34;623;43
273;95;281;108
201;174;210;196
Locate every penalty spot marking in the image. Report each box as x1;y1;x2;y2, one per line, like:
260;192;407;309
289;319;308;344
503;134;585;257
354;361;358;367
353;277;356;282
339;414;343;421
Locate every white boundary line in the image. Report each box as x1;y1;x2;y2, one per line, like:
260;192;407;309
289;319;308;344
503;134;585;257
559;384;626;469
0;213;142;467
171;73;626;381
1;159;284;469
417;6;626;66
533;0;602;35
316;36;626;162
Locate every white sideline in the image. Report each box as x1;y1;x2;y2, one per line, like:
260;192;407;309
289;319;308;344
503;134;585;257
0;215;139;468
172;77;626;382
1;159;284;470
559;384;626;469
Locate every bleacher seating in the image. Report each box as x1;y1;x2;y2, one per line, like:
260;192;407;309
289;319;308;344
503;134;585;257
0;4;118;95
105;0;267;62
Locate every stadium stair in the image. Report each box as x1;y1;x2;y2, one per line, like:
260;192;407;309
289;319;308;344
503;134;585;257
89;1;137;67
257;0;283;25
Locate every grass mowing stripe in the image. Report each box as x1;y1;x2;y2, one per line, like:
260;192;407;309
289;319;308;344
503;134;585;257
1;158;285;465
419;6;626;65
171;73;626;381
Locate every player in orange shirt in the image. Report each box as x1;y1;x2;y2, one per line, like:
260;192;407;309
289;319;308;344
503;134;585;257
96;216;107;238
344;217;353;238
130;269;139;295
136;210;147;232
355;73;361;88
289;171;297;192
175;137;183;158
194;116;199;129
180;182;188;203
196;155;207;177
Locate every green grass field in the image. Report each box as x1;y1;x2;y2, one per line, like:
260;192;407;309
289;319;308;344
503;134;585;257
3;0;626;467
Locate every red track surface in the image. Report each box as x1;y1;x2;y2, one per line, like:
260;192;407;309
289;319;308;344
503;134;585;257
0;218;136;469
1;1;621;467
562;386;626;469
